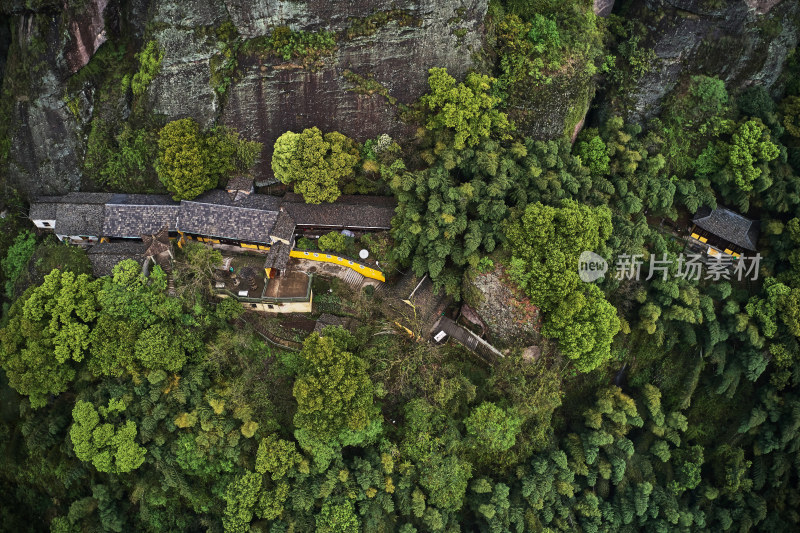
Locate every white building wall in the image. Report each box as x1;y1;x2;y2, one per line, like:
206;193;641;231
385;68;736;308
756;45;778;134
32;219;56;229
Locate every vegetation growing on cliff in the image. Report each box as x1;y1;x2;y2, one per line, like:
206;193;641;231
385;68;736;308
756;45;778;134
3;3;800;533
243;26;337;67
156;118;261;201
272;127;360;204
131;40;164;97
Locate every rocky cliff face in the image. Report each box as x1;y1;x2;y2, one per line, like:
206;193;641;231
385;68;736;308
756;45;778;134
623;0;800;122
2;0;487;196
220;0;487;177
463;265;541;349
3;0;797;197
3;0;111;196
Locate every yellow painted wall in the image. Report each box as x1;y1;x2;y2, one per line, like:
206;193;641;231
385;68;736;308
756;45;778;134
289;250;385;281
191;237;386;282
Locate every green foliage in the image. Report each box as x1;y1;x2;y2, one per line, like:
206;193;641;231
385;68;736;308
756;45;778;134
296;236;316;250
390;136;593;295
135;323;188;373
464;401;522;454
419;68;512;150
69;400;146;474
156;118;213;200
243;26;336;66
698;118;780;192
505;200;611;307
209;21;240;96
476;256;494;273
96;125;157;189
131;41;163;96
316;499;360;533
4;35;800;533
255;434;302;480
544;284;621;372
494;14;563;88
222;472;261;533
317;231;347;254
576;134;610;177
1;230;36;298
0;269;99;407
343;9;421;40
606;19;658;95
272;127;360;204
506;200;619;371
293;330;375;442
419;453;473;511
156;118;261;200
781;95;800;138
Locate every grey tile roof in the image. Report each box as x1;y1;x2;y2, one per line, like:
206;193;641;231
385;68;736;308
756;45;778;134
178;199;278;244
103;204;180;238
62;192;115;204
52;193;114;237
226;176;254;193
87;241;146;277
38;190;396;243
29;196;61;220
108;193;177;206
195;189;281;211
692;206;760;251
270;210;296;242
281;194;396;229
142;227;171;257
264;241;291;271
55;202;107;236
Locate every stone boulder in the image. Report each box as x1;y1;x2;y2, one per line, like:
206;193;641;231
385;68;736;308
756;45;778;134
462;263;541;349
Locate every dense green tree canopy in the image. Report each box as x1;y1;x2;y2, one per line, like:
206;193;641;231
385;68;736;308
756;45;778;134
0;269;99;407
272;127;360;203
505;199;612;308
4;6;800;533
506;200;619;370
419;68;512;150
293;328;376;442
156;118;261;200
69;400;146;474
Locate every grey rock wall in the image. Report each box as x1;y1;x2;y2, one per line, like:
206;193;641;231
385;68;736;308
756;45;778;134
624;0;800;122
5;0;487;195
220;0;487;177
6;8;90;196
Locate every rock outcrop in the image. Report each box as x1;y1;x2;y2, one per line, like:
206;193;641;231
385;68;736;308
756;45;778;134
2;0;488;196
219;0;487;177
623;0;800;122
463;265;541;349
3;4;102;197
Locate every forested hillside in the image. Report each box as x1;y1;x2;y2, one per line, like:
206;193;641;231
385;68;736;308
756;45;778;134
1;0;800;531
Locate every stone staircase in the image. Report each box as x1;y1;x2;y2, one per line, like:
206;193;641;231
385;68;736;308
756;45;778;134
155;256;176;297
340;268;365;289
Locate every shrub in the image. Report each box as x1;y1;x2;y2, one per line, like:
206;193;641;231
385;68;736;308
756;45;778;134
156;119;262;200
131;41;163;96
1;230;36;298
272;127;360;204
318;232;347;254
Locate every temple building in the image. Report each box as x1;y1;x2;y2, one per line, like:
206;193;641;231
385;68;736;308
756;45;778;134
688;206;760;259
29;189;395;312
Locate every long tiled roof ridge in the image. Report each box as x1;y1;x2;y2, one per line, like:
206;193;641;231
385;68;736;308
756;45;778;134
181;199;273;212
107;193;178;206
33;189;396;238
